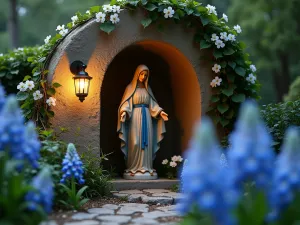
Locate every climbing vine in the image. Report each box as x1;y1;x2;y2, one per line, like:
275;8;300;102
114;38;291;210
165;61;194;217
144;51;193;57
14;0;259;132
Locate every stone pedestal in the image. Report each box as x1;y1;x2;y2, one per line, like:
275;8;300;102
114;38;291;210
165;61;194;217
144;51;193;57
123;171;158;180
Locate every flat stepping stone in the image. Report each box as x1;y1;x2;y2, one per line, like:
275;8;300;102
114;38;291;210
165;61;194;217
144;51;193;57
113;193;129;198
71;213;98;220
131;217;159;224
156;205;177;212
102;204;119;210
128;194;148;202
119;203;149;208
117;206;149;215
143;189;170;194
97;215;131;223
152;192;183;202
64;220;100;225
142;211;177;219
142;196;173;205
119;189;143;194
87;208;114;215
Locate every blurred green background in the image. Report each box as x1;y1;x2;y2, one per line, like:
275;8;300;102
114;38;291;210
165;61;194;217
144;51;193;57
0;0;299;104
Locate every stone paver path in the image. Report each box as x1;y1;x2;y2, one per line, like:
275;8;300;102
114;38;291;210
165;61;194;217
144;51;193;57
44;189;182;225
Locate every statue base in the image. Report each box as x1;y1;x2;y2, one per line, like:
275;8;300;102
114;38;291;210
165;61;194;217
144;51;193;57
123;171;158;180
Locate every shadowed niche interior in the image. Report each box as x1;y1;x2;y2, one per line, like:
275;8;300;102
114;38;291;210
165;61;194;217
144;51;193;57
100;41;201;177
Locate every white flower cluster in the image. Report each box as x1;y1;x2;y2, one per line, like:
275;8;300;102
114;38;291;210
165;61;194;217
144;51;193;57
162;155;183;167
56;25;69;36
206;4;217;16
17;80;35;92
95;4;121;24
210;76;222;87
234;25;242;34
0;53;3;57
250;64;256;72
44;35;51;45
211;32;236;49
222;13;228;22
163;6;175;18
71;15;78;26
46;97;56;106
246;73;256;84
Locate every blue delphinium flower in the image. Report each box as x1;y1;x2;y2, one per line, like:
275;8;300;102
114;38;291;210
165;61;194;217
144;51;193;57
60;143;85;184
0;85;5;110
220;153;228;168
0;96;40;168
227;101;275;192
25;168;54;213
268;127;300;221
178;117;239;225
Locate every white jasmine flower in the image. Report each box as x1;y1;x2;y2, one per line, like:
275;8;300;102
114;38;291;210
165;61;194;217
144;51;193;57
162;159;169;165
222;13;228;22
17;47;24;51
215;39;225;48
59;28;69;36
103;4;113;13
220;32;228;41
71;15;78;26
206;4;217;16
210;78;217;88
170;161;177;167
112;5;121;13
25;80;35;90
171;155;179;162
117;0;123;2
17;82;28;92
44;35;51;44
56;25;65;31
227;34;236;42
0;53;3;57
250;64;257;72
33;90;43;100
96;12;106;23
86;10;91;15
9;57;14;61
46;97;56;106
215;76;222;86
234;25;242;33
212;64;221;73
211;33;219;42
110;13;120;24
163;6;175;18
246;73;256;84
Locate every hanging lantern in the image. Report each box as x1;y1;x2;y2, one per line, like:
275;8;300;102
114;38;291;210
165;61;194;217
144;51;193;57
70;60;92;102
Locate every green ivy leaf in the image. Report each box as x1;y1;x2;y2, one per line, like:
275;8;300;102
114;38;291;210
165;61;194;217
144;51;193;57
200;15;210;26
141;0;148;5
220;61;227;68
235;67;246;76
38;57;46;63
228;61;236;69
100;22;115;34
175;9;185;18
47;88;56;96
232;93;245;102
52;82;62;88
90;6;101;13
46;110;55;118
170;0;178;5
141;18;152;28
10;70;19;75
220;118;230;127
200;40;211;49
223;48;235;56
213;49;223;59
149;11;158;21
27;57;34;62
16;92;29;101
211;95;220;103
225;109;235;119
0;71;6;77
217;103;229;114
23;75;32;81
185;8;194;15
221;87;234;97
144;3;157;11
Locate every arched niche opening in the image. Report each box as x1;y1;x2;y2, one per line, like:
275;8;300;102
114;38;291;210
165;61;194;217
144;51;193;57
100;40;201;176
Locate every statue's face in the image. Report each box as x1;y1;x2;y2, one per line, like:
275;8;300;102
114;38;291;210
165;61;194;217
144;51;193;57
138;70;148;82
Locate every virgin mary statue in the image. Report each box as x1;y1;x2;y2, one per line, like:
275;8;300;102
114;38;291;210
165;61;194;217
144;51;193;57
117;65;168;180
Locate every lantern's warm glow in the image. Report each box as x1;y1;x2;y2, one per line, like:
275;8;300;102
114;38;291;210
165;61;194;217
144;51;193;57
74;78;90;95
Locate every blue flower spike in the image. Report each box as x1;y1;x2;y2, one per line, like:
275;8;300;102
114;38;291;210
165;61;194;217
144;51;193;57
60;143;85;184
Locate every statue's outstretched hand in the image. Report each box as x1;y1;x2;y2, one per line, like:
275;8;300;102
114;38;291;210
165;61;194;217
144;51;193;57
120;111;126;122
160;111;168;121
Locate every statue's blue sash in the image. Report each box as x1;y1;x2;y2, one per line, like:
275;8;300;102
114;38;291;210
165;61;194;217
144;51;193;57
133;104;149;150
